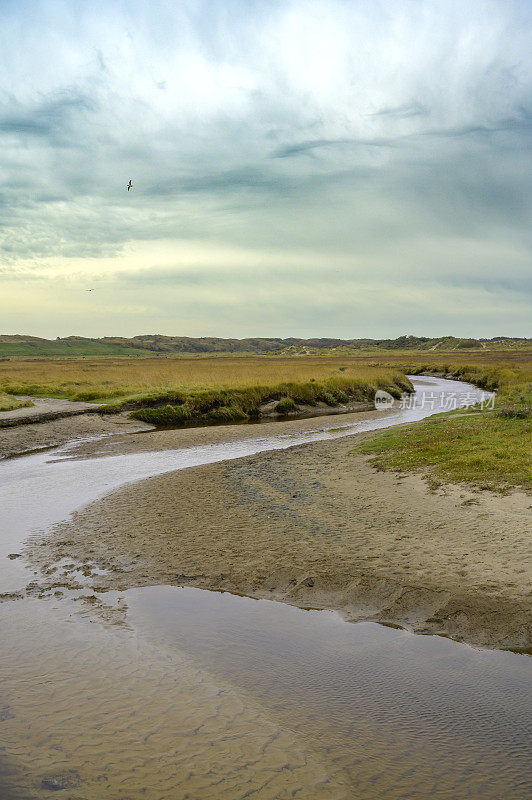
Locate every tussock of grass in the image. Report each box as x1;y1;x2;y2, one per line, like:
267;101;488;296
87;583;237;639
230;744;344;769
275;397;299;414
0;395;34;413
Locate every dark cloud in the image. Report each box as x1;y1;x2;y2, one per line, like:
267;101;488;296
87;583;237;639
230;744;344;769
0;91;95;138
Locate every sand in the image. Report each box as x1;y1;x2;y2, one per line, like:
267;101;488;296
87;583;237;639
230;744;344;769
0;396;104;427
1;599;345;800
0;411;150;458
27;427;531;651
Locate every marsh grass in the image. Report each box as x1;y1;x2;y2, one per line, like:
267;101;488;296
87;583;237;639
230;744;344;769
125;374;411;426
356;362;531;491
0;395;34;413
275;397;299;414
356;412;531;491
0;355;411;405
1;349;530;442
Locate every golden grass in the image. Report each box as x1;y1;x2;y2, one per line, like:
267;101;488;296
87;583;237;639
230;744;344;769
0;349;530;404
1;350;530;486
0;355;406;402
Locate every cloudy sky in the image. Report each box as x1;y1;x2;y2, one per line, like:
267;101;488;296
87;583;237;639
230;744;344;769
1;0;531;338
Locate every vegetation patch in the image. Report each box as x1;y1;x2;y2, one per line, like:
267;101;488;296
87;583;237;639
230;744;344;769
355;368;531;491
275;397;299;414
0;355;413;404
0;395;34;413
125;373;411;427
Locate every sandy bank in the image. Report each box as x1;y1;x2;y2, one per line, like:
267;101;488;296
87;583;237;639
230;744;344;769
0;396;104;427
27;432;531;650
0;412;150;459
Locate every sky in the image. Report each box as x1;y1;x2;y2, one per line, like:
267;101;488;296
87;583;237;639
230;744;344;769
0;0;531;339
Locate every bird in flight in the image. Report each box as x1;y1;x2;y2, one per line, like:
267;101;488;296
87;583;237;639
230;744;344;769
86;288;94;292
127;179;132;191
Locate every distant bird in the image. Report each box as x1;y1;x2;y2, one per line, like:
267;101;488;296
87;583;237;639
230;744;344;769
86;289;94;292
127;179;133;191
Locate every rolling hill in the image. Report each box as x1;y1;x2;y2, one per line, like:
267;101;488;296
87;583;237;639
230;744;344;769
0;334;529;358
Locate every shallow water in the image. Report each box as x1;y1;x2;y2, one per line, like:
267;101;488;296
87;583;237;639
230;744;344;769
127;585;532;799
2;376;528;800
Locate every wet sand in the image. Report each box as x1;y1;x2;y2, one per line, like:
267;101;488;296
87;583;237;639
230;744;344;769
3;587;530;800
0;597;343;800
0;395;374;459
0;411;150;459
28;432;531;650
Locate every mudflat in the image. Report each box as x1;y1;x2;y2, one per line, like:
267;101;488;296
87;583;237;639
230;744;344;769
28;429;531;650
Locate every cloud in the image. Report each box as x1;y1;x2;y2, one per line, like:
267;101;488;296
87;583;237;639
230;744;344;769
0;91;95;138
0;0;530;336
371;103;429;119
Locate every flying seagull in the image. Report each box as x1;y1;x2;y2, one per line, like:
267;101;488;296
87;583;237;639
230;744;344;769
127;179;132;191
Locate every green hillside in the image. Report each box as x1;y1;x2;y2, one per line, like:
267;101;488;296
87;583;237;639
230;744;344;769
0;333;529;358
0;336;146;357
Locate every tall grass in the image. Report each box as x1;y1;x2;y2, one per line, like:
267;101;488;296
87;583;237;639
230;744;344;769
1;350;529;427
119;374;413;426
0;356;411;404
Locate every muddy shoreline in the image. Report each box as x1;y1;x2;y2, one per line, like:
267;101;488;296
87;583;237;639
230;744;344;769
0;398;376;460
26;432;531;651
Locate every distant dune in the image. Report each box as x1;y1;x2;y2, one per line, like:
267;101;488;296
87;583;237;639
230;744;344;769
0;333;530;358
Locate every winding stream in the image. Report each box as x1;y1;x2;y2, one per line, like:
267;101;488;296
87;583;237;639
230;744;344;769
1;377;530;800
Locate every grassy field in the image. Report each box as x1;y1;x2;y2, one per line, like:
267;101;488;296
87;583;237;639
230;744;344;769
0;355;413;425
1;349;530;400
356;358;531;491
357;411;531;491
1;350;530;488
0;356;411;401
